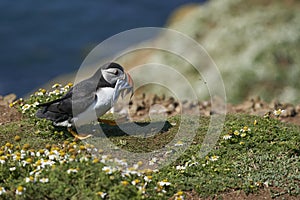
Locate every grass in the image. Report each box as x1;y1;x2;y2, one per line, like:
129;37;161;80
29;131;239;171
0;84;299;199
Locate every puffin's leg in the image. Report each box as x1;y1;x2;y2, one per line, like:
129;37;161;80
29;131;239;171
67;127;93;140
98;116;128;126
97;119;117;126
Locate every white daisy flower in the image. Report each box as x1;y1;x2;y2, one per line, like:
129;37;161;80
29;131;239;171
174;141;184;146
32;101;40;107
149;157;157;166
131;179;140;186
209;155;219;162
273;109;285;117
67;168;78;174
21;104;31;113
96;191;107;198
102;166;115;174
0;187;6;195
158;180;171;187
9;167;16;171
52;83;62;88
39;178;49;183
16;186;26;195
223;134;232;140
25;176;35;183
176;165;186;170
144;176;152;182
0;156;6;164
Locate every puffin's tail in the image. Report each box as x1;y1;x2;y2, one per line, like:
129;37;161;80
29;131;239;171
36;102;70;123
36;107;47;119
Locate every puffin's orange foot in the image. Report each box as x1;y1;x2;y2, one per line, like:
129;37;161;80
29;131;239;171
67;127;93;140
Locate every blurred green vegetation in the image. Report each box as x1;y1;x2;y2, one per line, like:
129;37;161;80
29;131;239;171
123;0;300;104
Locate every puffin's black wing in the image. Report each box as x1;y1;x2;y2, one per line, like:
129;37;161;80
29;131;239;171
36;79;97;123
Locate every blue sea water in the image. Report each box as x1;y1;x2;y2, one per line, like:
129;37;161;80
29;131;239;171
0;0;205;97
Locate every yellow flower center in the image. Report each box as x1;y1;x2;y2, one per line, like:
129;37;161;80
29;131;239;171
17;186;24;192
121;181;129;186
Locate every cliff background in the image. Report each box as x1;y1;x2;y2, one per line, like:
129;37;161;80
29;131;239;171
120;0;300;104
42;0;300;104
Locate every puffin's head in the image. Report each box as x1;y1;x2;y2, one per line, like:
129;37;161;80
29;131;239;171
101;63;125;85
101;62;134;101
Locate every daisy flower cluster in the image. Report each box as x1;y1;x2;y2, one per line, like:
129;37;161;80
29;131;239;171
0;140;92;196
222;122;253;145
0;137;180;198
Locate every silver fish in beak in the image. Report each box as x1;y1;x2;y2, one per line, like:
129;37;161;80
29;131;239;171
112;72;134;102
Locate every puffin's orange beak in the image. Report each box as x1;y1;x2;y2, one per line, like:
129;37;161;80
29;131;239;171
125;72;134;98
126;72;133;88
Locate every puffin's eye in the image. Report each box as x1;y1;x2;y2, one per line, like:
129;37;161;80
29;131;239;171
114;69;119;75
109;69;118;75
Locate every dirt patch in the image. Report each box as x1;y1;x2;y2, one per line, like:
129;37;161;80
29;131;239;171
0;94;22;125
114;94;300;126
1;93;299;127
180;187;299;200
0;106;22;125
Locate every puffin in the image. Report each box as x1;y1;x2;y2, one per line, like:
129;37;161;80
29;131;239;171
36;62;134;139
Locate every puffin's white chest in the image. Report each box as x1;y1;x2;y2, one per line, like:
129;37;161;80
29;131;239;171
93;87;115;112
74;87;115;126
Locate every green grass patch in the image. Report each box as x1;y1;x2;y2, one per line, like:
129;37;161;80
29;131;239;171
0;85;299;199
